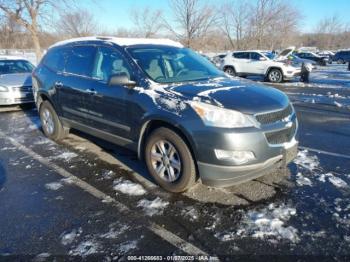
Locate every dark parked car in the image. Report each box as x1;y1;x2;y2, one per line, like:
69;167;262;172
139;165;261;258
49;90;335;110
32;37;298;192
333;50;350;64
294;52;328;66
0;56;34;105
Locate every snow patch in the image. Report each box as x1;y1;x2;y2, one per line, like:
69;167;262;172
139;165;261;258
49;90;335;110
296;172;313;186
216;203;299;243
137;197;169;216
326;173;348;188
55;152;78;161
117;240;138;254
100;224;129;239
113;178;146;196
294;150;319;171
60;228;82;246
45;182;63;191
69;239;101;257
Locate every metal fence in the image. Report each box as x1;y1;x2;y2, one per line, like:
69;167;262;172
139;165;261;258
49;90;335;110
0;49;38;65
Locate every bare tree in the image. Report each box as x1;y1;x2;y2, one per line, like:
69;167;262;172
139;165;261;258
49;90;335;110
165;0;218;48
56;9;99;38
220;0;251;49
314;15;344;49
0;0;75;59
130;7;163;38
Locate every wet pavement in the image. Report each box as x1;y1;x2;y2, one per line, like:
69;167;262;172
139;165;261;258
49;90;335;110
0;64;350;260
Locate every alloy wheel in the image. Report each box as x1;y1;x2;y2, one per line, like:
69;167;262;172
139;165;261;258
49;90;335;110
150;139;182;182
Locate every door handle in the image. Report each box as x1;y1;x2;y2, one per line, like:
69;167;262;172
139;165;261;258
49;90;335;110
54;81;63;88
85;89;97;95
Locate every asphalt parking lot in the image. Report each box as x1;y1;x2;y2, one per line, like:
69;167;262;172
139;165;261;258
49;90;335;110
0;64;350;260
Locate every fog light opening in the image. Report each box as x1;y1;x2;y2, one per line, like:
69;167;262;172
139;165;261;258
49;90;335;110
214;149;255;164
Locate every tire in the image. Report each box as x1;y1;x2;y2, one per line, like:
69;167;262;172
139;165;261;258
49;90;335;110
39;101;69;141
144;127;196;192
338;59;345;64
224;66;236;76
267;69;283;83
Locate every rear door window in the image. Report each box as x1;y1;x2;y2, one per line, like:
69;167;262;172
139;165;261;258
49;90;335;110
65;46;96;77
233;52;249;59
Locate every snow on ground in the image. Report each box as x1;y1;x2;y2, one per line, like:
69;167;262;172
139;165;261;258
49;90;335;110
117;240;139;254
45;181;63;191
113;178;146;196
137;197;169;216
294;150;320;171
181;206;200;221
296;172;313;186
60;228;83;246
293;150;349;189
69;239;101;257
100;224;129;239
216;203;299;243
54;152;78;161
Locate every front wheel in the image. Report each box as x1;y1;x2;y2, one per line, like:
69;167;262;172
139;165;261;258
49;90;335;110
224;66;236;76
267;69;283;83
39;101;69;141
144;127;197;192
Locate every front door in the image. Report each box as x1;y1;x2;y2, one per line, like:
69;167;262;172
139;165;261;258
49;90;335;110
84;46;134;140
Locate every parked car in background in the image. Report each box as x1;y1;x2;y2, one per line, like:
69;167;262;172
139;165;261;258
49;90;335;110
293;52;328;66
333;50;350;64
288;54;317;69
0;56;34;105
317;51;334;64
222;50;301;83
32;37;298;192
212;53;227;67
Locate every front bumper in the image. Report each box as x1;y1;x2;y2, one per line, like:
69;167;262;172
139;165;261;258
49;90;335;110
188;110;298;187
0;89;34;105
199;142;298;187
283;68;301;79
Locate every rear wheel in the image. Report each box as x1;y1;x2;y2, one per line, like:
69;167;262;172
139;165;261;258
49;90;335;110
224;66;236;76
144;127;196;192
39;101;69;141
267;69;283;83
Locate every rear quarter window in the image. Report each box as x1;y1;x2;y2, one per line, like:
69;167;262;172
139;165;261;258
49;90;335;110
42;48;67;72
65;46;96;77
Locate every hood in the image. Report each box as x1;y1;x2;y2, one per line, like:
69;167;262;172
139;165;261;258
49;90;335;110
167;77;289;115
0;73;32;87
276;46;295;61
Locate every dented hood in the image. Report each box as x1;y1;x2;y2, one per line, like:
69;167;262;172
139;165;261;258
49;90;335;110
167;77;289;114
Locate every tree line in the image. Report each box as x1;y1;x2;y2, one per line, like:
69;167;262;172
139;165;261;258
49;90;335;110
0;0;349;60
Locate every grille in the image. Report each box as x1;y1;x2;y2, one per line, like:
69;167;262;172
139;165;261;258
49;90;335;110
12;86;32;92
265;121;297;145
255;104;293;125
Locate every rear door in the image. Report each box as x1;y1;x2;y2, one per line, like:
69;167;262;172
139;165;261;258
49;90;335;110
59;45;96;125
246;52;267;74
232;52;250;73
83;45;134;140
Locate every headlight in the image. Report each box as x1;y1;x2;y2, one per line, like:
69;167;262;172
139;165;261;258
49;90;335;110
0;85;9;92
190;101;254;128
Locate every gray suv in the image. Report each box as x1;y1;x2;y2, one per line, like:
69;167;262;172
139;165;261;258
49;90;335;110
32;37;298;192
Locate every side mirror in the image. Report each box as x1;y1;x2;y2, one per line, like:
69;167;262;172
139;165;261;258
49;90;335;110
259;57;267;61
108;73;136;88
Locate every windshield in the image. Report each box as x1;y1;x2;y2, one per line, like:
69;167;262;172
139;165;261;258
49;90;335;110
0;60;34;74
262;52;275;59
127;46;225;83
